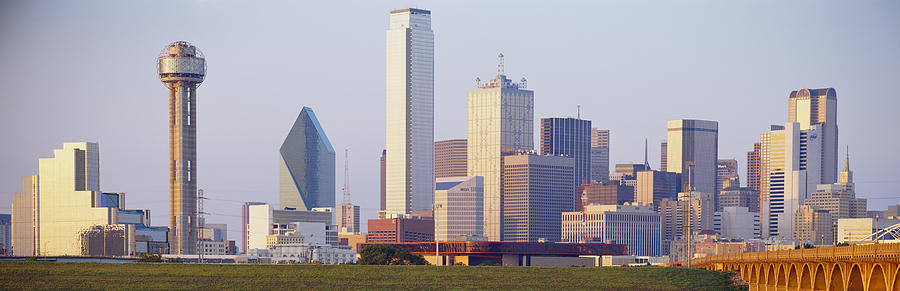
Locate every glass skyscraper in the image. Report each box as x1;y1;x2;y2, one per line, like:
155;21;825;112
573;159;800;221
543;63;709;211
385;8;434;215
279;107;335;211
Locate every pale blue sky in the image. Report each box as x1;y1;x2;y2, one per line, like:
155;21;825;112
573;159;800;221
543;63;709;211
1;1;898;247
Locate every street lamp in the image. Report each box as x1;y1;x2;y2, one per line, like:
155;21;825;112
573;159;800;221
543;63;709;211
434;203;443;266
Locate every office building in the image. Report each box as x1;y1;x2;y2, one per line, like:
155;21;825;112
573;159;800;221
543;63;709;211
713;206;760;240
435;139;467;179
837;217;900;243
434;176;484;241
561;204;662;256
241;202;266;253
747;142;761;195
541;117;592;198
793;205;834;245
385;8;435;215
367;216;434;243
502;154;574;242
666;119;719;207
201;223;227;242
266;228;357;264
591;129;610;183
660;141;668;172
335;203;361;233
658;191;714;256
759;123;823;239
380;150;386;211
280;106;335;211
802;153;867;238
576;182;633;210
11;176;38;256
635;171;681;207
0;214;10;255
467;54;533;241
716;159;738;192
788;88;838;184
245;204;337;251
718;187;759;212
338;233;367;250
158;41;205;254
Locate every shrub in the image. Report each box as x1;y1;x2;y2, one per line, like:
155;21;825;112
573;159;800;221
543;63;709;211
359;244;427;265
137;253;162;263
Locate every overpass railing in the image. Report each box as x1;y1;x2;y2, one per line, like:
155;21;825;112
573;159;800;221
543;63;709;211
693;243;900;267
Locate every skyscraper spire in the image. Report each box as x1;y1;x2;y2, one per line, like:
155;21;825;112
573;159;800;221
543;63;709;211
644;138;650;169
840;145;853;184
498;53;505;77
845;145;850;172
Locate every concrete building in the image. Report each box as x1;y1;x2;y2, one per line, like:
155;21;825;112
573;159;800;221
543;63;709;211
241;202;265;253
367;216;434;243
434;176;484;241
802;153;866;241
576;182;634;210
713;206;760;240
11;176;38;256
541;117;592;201
561;204;662;256
836;217;900;243
660;140;668;172
385;8;435;216
262;225;356;264
716;159;738;193
0;214;10;255
502;153;574;242
158;41;205;255
245;204;337;251
338;233;367;250
201;240;228;256
335;203;360;234
788;88;838;184
635;170;681;208
591;129;610;183
434;139;467;179
658;191;714;256
759;123;823;239
467;54;533;241
746;142;761;195
666;119;719;208
793;205;834;246
280;106;335;211
718;187;759;213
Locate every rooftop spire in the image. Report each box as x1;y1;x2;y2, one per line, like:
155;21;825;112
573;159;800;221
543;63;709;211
498;53;505;77
644;138;650;169
845;145;850;172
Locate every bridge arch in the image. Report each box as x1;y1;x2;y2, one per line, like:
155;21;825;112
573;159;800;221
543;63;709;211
777;264;787;288
848;264;864;291
831;264;845;291
799;263;811;290
814;264;826;291
767;264;777;287
787;264;799;289
750;264;758;284
894;266;900;291
870;264;887;291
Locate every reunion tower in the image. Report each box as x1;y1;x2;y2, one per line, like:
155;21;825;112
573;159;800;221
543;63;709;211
158;41;205;255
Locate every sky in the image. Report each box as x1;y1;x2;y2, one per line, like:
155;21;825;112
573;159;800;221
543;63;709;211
1;1;899;250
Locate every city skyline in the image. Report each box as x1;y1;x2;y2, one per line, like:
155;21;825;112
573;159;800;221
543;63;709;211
2;1;899;239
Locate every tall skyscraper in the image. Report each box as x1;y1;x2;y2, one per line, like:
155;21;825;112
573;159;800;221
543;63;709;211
434;139;467;179
591;129;610;183
11;176;38;256
666;119;719;207
158;41;205;254
716;159;738;192
760;123;823;238
434;176;484;241
660;140;668;172
467;54;533;241
385;8;435;215
746;142;761;194
336;203;361;233
541;117;592;206
241;202;266;253
279;106;336;211
502;154;574;242
788;88;838;184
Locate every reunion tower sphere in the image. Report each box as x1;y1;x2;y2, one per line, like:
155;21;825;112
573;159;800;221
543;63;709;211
158;41;205;255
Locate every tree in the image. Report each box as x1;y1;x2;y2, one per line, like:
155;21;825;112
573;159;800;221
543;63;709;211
359;244;427;265
137;253;162;263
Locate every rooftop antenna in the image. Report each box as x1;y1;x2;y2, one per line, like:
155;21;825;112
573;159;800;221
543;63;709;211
577;105;581;119
343;148;350;204
644;138;650;169
498;53;505;77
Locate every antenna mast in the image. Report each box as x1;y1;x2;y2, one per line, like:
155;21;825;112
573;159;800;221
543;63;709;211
498;53;505;76
196;188;206;264
343;148;350;204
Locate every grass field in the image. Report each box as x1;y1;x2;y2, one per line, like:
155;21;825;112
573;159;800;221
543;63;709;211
0;261;743;290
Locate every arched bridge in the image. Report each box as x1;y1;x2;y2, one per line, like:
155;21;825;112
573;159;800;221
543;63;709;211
693;243;900;291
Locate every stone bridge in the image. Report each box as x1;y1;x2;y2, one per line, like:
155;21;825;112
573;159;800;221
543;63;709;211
692;243;900;291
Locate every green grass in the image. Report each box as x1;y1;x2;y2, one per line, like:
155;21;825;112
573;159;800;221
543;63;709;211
0;261;742;290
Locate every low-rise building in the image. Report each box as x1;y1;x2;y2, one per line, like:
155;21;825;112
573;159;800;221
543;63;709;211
367;215;434;243
713;206;760;240
561;203;662;256
836;217;900;243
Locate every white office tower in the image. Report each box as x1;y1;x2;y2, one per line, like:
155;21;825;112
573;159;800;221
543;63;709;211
385;8;435;215
468;54;533;241
666;120;719;206
759;123;823;239
788;88;838;184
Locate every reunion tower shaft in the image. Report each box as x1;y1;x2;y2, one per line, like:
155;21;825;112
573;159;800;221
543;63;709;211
158;41;205;255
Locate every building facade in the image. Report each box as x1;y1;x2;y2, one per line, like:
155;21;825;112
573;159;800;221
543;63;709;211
335;203;361;234
158;41;205;255
760;123;823;239
716;159;738;193
502;154;574;242
0;214;10;255
385;8;435;216
367;216;434;243
467;55;533;241
591;129;610;183
746;142;761;195
245;204;337;251
279;106;335;211
434;176;484;241
541;117;592;201
793;205;834;246
635;170;681;208
561;204;662;256
713;206;760;240
718;187;759;212
660;140;668;172
666;119;719;208
435;139;467;179
576;182;634;210
11;176;38;256
788;88;838;184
